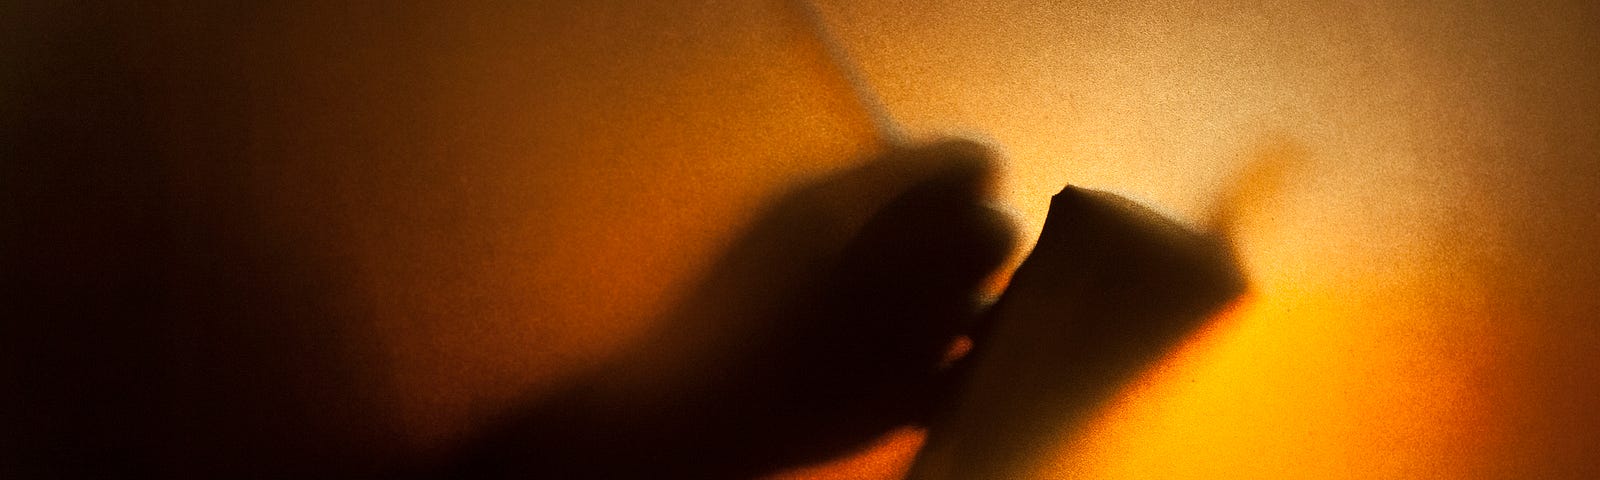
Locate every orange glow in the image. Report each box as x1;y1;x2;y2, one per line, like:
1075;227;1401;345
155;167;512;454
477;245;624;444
1038;284;1503;479
413;1;1600;477
767;428;927;480
14;2;1596;477
771;1;1600;478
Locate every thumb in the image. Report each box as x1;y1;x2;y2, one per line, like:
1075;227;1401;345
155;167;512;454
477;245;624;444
803;147;1017;419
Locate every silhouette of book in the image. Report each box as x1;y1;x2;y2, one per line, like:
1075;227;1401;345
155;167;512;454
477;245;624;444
909;185;1246;479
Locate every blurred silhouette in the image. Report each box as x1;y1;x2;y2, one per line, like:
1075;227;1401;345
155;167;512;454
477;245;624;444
439;137;1247;479
440;138;1017;479
908;186;1245;479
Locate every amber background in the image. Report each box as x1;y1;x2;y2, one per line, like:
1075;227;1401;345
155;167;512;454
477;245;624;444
6;1;1598;478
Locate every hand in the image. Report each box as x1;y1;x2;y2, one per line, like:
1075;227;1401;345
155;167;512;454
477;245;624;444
447;138;1018;479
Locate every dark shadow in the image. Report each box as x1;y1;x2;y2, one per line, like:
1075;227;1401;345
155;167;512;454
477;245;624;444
908;186;1246;479
437;137;1251;480
436;139;1017;479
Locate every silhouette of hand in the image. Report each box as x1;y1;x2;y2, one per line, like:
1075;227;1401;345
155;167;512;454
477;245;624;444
449;138;1017;479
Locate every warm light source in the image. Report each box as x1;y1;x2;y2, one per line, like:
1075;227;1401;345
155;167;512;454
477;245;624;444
763;1;1600;478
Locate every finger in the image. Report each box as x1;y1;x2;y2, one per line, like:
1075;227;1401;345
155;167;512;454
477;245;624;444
804;172;1018;407
864;137;1001;200
835;175;1016;324
652;138;1005;372
779;138;1002;249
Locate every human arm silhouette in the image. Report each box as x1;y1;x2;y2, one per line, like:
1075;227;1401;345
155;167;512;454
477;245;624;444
440;136;1247;480
440;138;1018;479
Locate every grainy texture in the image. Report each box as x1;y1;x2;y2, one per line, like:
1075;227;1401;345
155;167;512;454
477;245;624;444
6;1;1598;478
